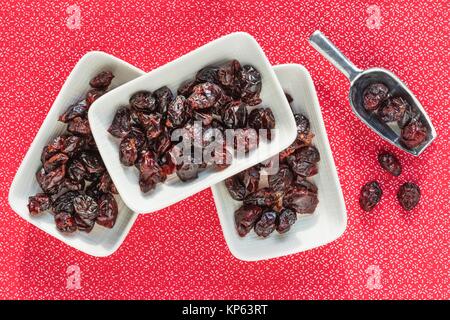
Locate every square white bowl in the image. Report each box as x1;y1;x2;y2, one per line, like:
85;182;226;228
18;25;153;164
8;51;146;257
211;64;347;261
89;32;297;214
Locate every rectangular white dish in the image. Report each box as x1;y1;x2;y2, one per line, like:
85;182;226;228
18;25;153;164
8;51;146;257
89;32;297;214
211;64;347;261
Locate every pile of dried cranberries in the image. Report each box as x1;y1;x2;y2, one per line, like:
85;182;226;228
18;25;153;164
227;95;319;238
363;83;428;149
108;59;276;193
28;71;119;233
359;151;421;212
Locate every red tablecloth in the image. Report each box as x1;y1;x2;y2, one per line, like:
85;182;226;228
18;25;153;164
0;0;448;299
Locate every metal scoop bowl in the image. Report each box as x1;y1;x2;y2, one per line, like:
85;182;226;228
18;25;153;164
309;31;436;156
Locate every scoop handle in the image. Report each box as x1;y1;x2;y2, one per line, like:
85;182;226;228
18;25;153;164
309;31;361;81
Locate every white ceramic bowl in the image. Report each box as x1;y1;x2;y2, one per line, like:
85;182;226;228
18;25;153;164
89;32;297;214
8;51;146;257
211;64;347;261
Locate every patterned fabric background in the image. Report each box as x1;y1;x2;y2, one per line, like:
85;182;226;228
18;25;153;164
0;0;448;299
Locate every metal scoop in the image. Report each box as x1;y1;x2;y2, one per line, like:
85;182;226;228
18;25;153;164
308;30;436;156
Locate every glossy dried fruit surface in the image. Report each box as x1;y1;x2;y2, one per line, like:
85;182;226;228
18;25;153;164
378;152;402;176
248;108;275;139
268;164;294;192
397;182;420;211
154;86;174;115
166;95;191;129
130;91;156;112
286;146;320;177
221;101;247;129
234;204;263;237
378;97;408;122
363;83;389;111
359;181;382;212
239;65;262;106
138;151;165;193
86;88;105;106
254;210;277;237
73;194;99;232
96;193;118;228
89;71;114;89
400;119;428;149
276;208;297;234
187;82;222;110
36;165;66;193
67;116;91;136
54;211;77;233
28;193;51;216
243;187;281;207
225;166;260;201
283;185;319;214
108;107;132;138
59;101;88;123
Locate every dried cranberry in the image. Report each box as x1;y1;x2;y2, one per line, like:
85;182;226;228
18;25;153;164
196;66;219;84
89;71;114;89
397;182;420;211
294;113;310;136
176;162;199;182
108;107;132;138
234;204;263;237
239;65;262;106
243;187;281;207
138;151;166;193
36;165;66;193
254;211;277;237
283;185;319;214
398;103;420;128
62;135;85;156
177;79;197;97
97;172;118;194
221;101;247;128
268;164;294;192
187;82;223;110
79;151;105;176
139;113;163;140
217;60;242;97
67;117;91;136
130;91;156;112
363;83;389;111
233;128;259;154
54;212;77;233
193;111;214;126
119;134;139;166
43;153;69;172
96;193;118;228
52;191;79;215
359;181;382;212
225;166;260;201
73;194;99;233
152;128;172;157
86;88;105;106
400;119;428;149
59;101;88;123
378;152;402;176
28;193;51;216
276;208;297;234
153;86;174;115
378;97;408;122
286;146;320;177
166;95;192;129
248;108;275;140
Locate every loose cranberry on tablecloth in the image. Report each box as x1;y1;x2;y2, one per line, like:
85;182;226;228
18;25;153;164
0;0;448;299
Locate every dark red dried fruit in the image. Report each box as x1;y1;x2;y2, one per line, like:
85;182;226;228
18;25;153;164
177;79;197;97
397;182;420;211
79;151;105;176
67;116;91;136
139;113;163;140
86;88;105;106
196;66;219;84
154;86;174;115
359;181;382;212
234;204;263;237
239;65;262;106
254;210;277;237
130;90;156;112
97;172;118;194
398;103;420;129
59;101;88;123
243;187;281;207
89;71;114;89
152;128;172;157
96;193;118;228
400;119;428;149
283;184;319;214
248;108;275;140
276;208;297;234
193;111;214;126
294;113;310;136
221;101;247;129
67;158;86;181
378;152;402;176
119;134;139;166
225;166;260;201
378;97;408;123
36;165;66;193
28;193;51;216
166;95;192;129
286;145;320;177
43;153;69;172
233;128;259;154
54;211;77;233
62;135;85;156
268;164;294;192
138;151;166;193
52;191;79;215
217;60;242;97
187;82;223;110
363;83;389;111
73;194;99;233
108;107;132;138
176;162;199;182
